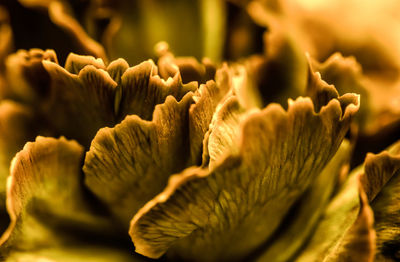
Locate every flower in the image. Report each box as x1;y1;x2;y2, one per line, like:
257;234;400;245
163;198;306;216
0;0;399;261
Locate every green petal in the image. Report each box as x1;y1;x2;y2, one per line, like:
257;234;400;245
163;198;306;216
0;137;117;258
295;169;375;262
130;90;359;260
366;142;400;261
295;141;400;261
83;93;194;226
0;101;37;207
42;57;117;147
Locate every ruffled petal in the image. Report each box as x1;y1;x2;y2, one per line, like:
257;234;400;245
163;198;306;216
83;93;194;226
0;137;119;258
4;49;57;104
129;88;359;260
295;169;375;262
116;59;196;121
0;100;38;203
365;142;400;261
42;56;117;147
255;139;352;261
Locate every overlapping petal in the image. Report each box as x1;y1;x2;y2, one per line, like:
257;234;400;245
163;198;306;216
0;137;121;257
129;81;359;260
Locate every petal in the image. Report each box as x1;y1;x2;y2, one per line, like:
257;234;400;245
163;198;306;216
255;139;352;261
42;57;117;147
366;142;400;261
188;65;232;165
318;184;376;262
4;49;57;104
0;101;37;205
64;53;105;75
83;93;194;226
155;44;216;84
0;100;38;232
310;53;400;137
117;59;197;121
129;90;359;260
206;96;247;168
295;170;375;262
0;137;117;257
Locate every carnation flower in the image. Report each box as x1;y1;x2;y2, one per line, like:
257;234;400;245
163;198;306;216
0;0;399;261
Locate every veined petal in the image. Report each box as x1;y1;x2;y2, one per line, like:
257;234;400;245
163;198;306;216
365;142;400;261
255;139;352;261
83;93;194;226
116;59;196;121
42;58;117;147
0;101;37;205
0;137;118;258
295;169;375;262
0;100;38;233
130;89;359;260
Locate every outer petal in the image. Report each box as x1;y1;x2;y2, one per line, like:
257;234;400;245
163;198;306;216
295;170;375;262
365;142;400;261
83;93;194;226
255;139;352;261
0;101;38;230
0;137;118;258
129;91;359;260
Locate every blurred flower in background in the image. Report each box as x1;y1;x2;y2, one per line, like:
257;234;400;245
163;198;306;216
0;0;399;261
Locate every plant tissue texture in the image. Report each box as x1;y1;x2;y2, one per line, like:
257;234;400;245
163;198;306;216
0;0;399;261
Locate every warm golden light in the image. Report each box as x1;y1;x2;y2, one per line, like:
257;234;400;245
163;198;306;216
0;0;399;261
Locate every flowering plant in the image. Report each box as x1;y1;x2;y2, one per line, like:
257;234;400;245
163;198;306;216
0;0;399;261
